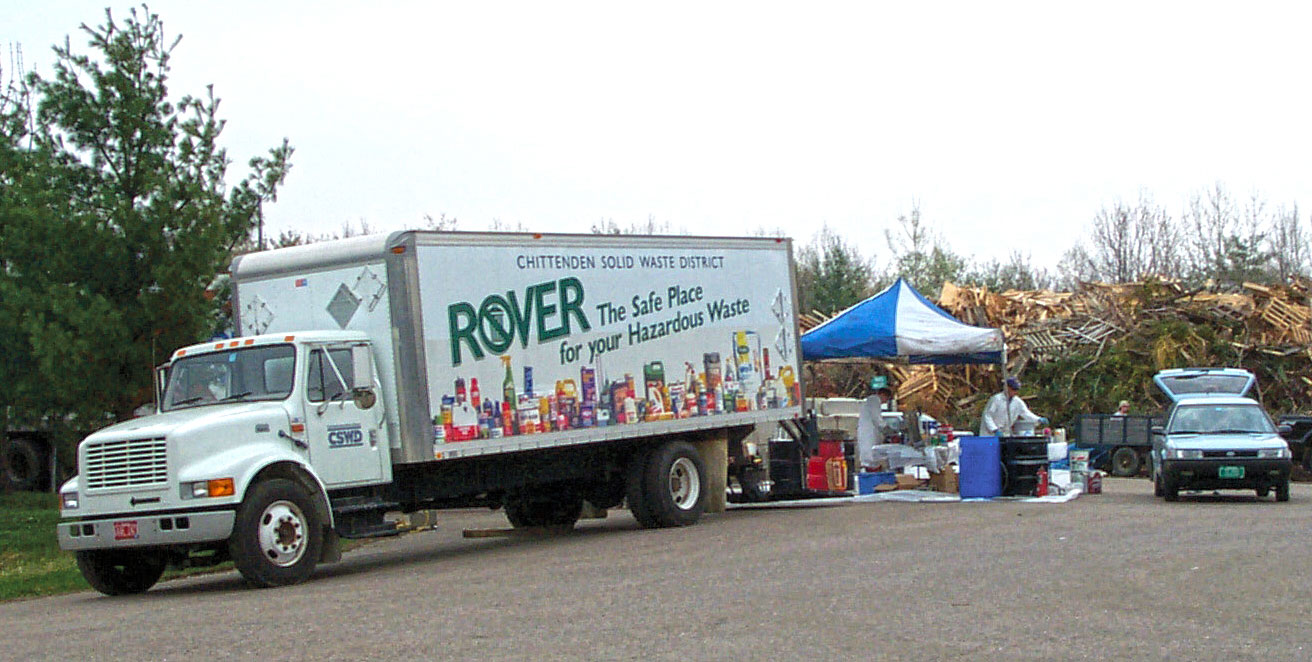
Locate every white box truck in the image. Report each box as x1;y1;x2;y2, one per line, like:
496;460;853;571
56;231;802;594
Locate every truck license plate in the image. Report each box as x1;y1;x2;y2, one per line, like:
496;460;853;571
113;520;139;541
1218;466;1245;479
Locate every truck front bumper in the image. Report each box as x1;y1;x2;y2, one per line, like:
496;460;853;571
1163;458;1291;491
57;508;235;551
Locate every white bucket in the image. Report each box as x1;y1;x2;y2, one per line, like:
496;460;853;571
1070;449;1090;474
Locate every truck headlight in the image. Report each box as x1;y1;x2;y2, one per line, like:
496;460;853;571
182;478;235;499
1168;449;1203;460
1258;448;1291;459
61;492;79;510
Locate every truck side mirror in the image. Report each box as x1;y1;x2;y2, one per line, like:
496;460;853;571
1277;424;1293;437
352;344;374;387
1151;426;1164;436
351;344;377;410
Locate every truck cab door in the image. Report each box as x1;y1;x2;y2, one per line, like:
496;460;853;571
303;344;387;487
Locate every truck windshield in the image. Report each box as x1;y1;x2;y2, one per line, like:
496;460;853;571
1167;404;1275;435
162;344;296;412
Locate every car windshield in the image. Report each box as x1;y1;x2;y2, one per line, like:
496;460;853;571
162;344;296;411
1167;403;1275;435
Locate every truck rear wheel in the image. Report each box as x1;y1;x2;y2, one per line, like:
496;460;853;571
627;441;706;528
1110;447;1140;477
76;550;167;596
504;490;583;529
228;479;323;588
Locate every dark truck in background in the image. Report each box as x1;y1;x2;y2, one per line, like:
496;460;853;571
1072;414;1160;477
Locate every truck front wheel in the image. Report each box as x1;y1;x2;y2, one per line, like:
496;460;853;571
229;479;323;588
628;441;706;528
76;550;167;596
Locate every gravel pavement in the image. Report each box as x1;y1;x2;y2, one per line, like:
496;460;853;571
3;477;1310;661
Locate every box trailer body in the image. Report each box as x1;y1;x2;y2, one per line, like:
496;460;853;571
56;231;802;594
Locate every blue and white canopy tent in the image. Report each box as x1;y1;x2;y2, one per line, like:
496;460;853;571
800;278;1004;365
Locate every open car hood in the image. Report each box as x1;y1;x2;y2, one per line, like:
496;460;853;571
1154;367;1256;403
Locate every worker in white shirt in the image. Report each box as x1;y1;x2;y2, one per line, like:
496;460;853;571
979;376;1046;436
857;383;893;470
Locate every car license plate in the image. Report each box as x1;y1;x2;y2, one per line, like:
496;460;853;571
113;520;139;541
1218;466;1245;479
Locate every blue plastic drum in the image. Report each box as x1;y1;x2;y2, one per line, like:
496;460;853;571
959;436;1002;498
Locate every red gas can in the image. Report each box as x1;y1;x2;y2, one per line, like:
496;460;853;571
1087;471;1103;495
806;456;829;491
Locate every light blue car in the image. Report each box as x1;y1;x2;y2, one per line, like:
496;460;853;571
1150;368;1292;502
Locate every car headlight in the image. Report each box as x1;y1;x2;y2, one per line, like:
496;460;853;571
181;478;235;499
1168;449;1203;460
61;491;79;510
1258;448;1291;459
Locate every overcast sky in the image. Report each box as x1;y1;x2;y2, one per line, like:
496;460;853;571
7;2;1312;271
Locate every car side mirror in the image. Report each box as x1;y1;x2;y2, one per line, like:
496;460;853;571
1277;424;1293;437
1151;426;1164;436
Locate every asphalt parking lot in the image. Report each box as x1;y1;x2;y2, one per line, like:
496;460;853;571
3;477;1309;661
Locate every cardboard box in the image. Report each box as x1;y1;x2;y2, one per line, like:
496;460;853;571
895;473;923;490
929;469;959;493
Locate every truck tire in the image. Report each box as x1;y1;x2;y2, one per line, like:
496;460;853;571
75;550;167;596
3;437;46;492
1110;447;1140;477
629;441;706;528
504;490;583;529
624;446;658;528
1275;478;1290;502
228;479;323;588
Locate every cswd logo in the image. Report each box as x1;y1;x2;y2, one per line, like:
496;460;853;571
327;424;365;448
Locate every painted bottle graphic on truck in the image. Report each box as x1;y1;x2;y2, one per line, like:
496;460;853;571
432;329;798;444
423;244;798;451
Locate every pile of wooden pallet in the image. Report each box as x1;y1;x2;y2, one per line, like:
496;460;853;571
802;277;1312;421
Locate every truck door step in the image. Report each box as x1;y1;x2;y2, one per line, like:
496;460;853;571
332;497;403;539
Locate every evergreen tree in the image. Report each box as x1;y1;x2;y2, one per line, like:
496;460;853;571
0;7;291;436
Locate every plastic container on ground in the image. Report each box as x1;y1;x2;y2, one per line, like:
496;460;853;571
857;471;896;494
959;435;1002;498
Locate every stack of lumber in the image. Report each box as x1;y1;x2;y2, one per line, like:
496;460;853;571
803;277;1312;422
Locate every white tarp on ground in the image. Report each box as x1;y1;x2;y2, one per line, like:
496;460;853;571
727;470;1083;508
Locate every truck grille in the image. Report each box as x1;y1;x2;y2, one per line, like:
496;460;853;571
83;438;169;489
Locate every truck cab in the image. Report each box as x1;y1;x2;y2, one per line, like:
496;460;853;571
56;331;389;594
1150;367;1292;501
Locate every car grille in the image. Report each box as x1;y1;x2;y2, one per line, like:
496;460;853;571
83;438;169;489
1203;450;1257;459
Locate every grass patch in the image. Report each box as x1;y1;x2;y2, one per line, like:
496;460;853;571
0;492;84;600
0;492;239;600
